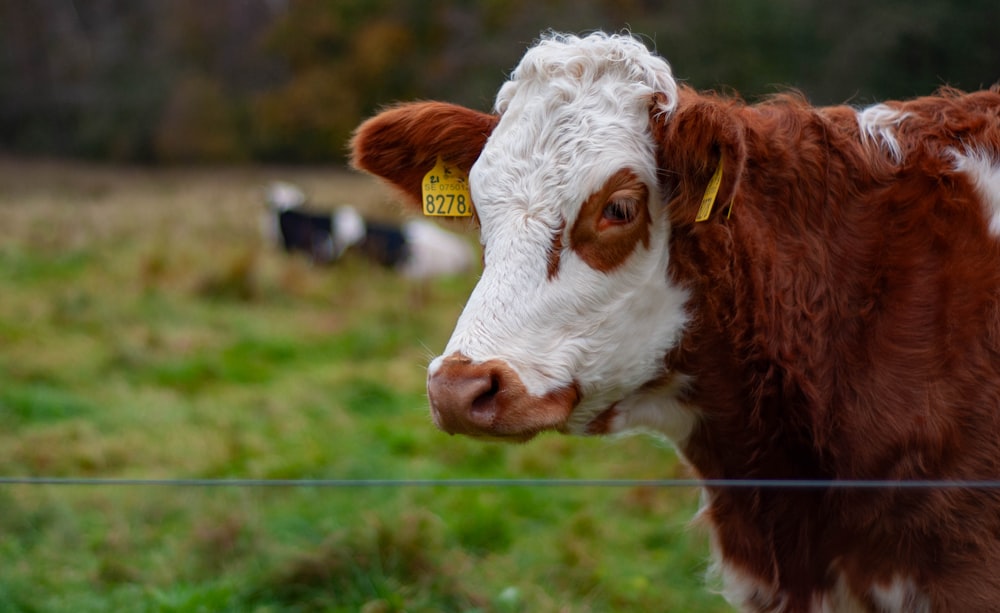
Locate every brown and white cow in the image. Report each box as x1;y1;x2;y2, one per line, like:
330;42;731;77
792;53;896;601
351;32;1000;612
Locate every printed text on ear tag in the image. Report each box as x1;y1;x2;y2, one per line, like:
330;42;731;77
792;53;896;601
422;157;473;217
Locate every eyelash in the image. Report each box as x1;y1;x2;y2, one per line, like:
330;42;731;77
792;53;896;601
602;198;639;224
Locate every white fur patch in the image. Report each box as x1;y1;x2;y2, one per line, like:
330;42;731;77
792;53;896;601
594;373;699;443
716;560;785;612
265;181;307;211
708;555;879;613
869;576;930;613
261;181;307;247
702;501;924;613
332;206;366;256
950;147;1000;236
398;219;475;279
813;571;867;613
856;104;909;163
706;551;929;613
701;497;785;612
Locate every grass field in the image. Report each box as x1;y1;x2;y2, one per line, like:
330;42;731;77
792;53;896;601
0;158;729;612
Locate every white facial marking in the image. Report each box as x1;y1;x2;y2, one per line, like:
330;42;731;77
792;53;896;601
950;147;1000;236
856;104;909;163
431;32;690;431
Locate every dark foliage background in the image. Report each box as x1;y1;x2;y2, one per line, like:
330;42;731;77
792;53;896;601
1;0;997;163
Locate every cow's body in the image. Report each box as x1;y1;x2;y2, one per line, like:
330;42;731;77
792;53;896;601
661;89;1000;612
352;32;1000;612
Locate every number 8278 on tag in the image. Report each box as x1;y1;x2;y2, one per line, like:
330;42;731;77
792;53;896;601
425;192;469;216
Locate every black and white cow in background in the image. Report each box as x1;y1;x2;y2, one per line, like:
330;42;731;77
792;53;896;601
264;181;474;279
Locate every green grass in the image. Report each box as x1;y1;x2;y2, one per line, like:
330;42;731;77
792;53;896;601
0;158;730;612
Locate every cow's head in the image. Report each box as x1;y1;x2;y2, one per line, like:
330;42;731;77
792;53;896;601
352;32;745;442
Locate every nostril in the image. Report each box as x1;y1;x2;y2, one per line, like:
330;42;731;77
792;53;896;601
470;372;502;415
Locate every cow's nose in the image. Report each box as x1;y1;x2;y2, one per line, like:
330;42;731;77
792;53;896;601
427;354;506;435
426;352;580;440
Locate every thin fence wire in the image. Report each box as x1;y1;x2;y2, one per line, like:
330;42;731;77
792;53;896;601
3;477;1000;489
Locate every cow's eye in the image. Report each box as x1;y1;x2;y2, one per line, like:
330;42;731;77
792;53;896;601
602;197;639;224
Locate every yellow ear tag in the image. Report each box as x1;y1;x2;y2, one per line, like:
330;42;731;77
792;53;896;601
695;154;725;222
421;157;473;217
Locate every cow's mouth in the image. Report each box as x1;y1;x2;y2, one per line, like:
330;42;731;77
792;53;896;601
427;353;580;440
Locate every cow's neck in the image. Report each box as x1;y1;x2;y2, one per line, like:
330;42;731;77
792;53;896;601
659;102;890;605
665;110;863;483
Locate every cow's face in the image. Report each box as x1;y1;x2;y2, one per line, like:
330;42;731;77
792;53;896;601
353;33;740;442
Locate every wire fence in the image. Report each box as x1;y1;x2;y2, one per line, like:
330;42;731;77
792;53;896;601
3;477;1000;489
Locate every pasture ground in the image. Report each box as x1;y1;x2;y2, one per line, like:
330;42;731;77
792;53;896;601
0;158;728;612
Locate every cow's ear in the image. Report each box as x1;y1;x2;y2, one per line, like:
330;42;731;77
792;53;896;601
650;91;747;225
351;101;499;210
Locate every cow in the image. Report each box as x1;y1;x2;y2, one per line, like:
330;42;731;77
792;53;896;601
350;31;1000;612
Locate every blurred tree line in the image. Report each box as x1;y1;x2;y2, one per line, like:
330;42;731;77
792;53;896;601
0;0;997;164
